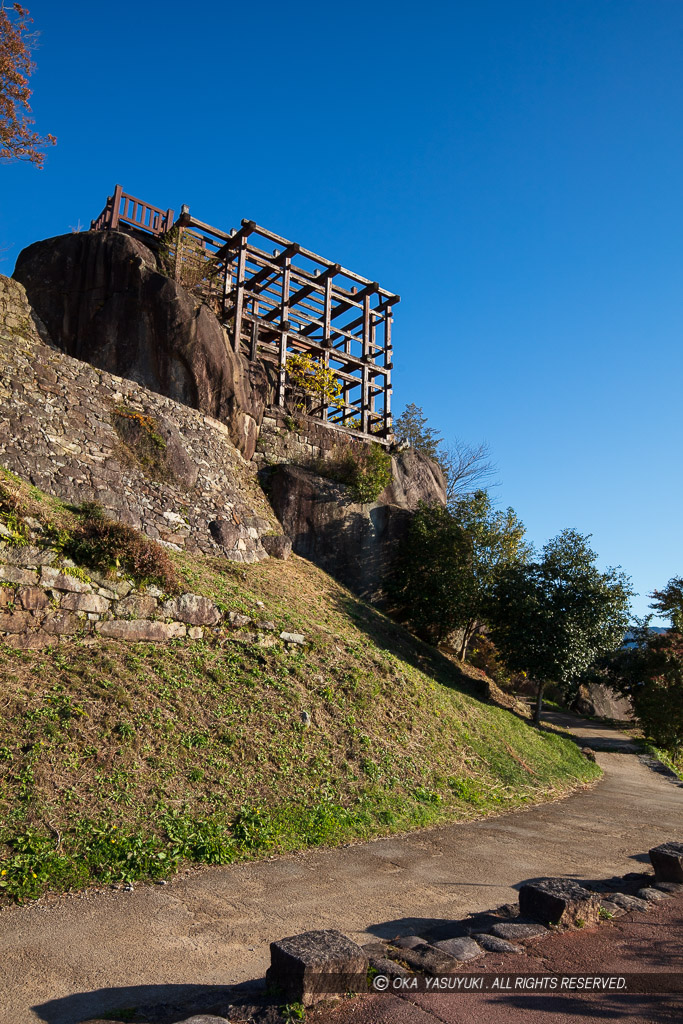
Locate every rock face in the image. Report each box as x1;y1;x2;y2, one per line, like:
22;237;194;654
265;448;445;599
574;682;633;721
13;231;267;459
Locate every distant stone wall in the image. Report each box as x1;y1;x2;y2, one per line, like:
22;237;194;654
0;275;281;563
252;408;371;471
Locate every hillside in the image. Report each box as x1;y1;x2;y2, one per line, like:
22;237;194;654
0;469;600;903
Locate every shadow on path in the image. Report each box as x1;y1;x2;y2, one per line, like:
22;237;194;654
33;980;271;1024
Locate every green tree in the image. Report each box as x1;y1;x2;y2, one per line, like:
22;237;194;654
605;623;683;756
487;530;632;724
603;579;683;757
394;403;442;461
389;490;530;658
650;577;683;633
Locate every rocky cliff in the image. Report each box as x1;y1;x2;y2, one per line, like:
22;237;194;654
265;448;446;599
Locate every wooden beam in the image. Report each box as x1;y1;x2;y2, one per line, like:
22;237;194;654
277;256;292;406
233;235;248;353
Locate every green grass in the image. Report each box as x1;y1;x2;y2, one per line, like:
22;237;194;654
0;475;601;903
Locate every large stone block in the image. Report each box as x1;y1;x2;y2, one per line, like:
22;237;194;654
209;519;240;550
42;610;83;635
266;929;368;1007
607;892;651;913
489;920;548;940
0;610;34;633
96;619;186;641
114;593;159;618
261;534;292;560
0;566;39;585
649;842;683;883
519;878;600;928
1;545;57;567
432;936;484;961
389;941;458;975
17;586;50;611
41;566;91;592
161;593;221;626
61;592;110;614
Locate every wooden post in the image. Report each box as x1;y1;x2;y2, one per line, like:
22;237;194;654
250;298;260;361
174;226;184;283
360;293;371;434
233;236;248;353
110;184;123;230
322;275;333;421
384;307;393;436
277;256;292;406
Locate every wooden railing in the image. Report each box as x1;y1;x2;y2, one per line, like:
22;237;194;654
90;185;174;237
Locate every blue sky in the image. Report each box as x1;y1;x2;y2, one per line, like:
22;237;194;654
2;0;682;620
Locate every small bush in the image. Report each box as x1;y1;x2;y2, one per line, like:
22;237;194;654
320;442;392;504
65;503;179;593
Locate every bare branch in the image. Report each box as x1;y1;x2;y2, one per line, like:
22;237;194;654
440;438;498;502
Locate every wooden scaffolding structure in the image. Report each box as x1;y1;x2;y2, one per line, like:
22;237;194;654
91;187;399;440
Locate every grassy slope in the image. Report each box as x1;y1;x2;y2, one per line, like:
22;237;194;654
0;476;600;902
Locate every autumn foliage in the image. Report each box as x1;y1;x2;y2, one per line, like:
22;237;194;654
0;3;55;166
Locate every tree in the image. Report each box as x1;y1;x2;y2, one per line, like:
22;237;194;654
394;404;496;498
388;489;530;658
394;403;442;461
603;578;683;757
650;577;683;633
605;623;683;756
1;4;55;166
440;438;497;503
487;530;632;725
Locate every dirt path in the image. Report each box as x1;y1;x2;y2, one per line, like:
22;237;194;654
1;712;681;1024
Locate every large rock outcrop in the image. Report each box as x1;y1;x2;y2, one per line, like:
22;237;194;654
265;449;446;599
13;231;267;459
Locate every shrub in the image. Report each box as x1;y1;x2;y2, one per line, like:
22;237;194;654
65;503;179;593
321;442;392;504
286;352;343;411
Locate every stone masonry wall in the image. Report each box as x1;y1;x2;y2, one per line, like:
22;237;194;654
0;538;298;651
0;275;281;562
252;408;374;471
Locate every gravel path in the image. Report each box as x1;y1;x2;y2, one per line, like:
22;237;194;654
1;712;681;1024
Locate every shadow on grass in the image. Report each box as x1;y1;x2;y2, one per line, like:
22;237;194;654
332;590;489;702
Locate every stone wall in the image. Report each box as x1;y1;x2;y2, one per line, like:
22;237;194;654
252;408;375;471
0;540;294;651
0;275;281;563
